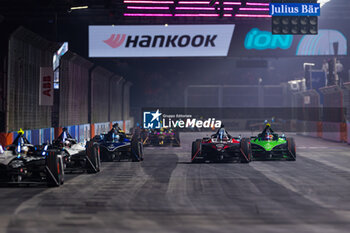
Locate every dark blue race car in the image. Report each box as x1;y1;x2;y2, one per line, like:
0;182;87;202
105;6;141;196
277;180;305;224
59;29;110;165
93;131;143;162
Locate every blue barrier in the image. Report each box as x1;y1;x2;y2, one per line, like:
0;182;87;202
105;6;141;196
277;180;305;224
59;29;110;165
9;122;125;145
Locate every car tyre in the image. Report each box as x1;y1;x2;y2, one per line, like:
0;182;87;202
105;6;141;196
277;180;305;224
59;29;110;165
46;151;64;187
191;139;202;163
240;138;252;163
86;141;101;173
286;137;296;161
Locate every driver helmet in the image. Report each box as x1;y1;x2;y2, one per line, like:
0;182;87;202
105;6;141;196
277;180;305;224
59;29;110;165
22;146;29;154
266;132;273;140
113;134;120;141
218;128;227;140
64;140;71;147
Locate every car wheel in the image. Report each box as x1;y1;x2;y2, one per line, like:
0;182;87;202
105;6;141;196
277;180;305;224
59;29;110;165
191;140;202;163
240;138;251;163
131;138;142;162
287;138;296;161
46;151;64;187
86;141;100;173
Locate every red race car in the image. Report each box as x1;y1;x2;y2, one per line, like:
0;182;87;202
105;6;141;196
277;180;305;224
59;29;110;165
191;126;251;163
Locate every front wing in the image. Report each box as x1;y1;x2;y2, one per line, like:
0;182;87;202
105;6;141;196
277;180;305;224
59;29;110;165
194;143;243;162
251;143;291;160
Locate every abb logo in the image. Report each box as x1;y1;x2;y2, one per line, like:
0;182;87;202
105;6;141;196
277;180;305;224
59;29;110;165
103;34;126;48
39;67;53;106
42;76;52;97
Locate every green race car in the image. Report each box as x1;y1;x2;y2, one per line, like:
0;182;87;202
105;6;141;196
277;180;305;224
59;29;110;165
250;124;296;161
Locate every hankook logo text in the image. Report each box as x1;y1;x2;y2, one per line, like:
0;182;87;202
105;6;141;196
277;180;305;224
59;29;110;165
104;34;218;48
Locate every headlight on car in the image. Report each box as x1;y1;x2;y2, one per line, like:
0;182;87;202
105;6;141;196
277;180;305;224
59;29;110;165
9;160;24;168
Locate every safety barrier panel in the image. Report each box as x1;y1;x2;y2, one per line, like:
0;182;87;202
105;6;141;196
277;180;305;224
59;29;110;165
293;90;321;137
322;122;342;142
347;123;350;144
319;85;345;142
124;119;133;133
305;121;319;138
12;128;55;145
343;82;350;144
1;121;132;147
94;122;110;136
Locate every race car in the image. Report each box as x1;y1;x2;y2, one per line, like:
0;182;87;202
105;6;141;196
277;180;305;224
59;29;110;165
49;128;100;173
250;123;296;161
0;130;64;187
141;128;180;147
93;130;143;162
191;126;251;163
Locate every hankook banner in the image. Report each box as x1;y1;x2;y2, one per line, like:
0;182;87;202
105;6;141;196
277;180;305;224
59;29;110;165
89;25;235;57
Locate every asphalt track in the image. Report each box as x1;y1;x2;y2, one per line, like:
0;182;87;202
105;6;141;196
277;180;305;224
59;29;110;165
1;132;350;233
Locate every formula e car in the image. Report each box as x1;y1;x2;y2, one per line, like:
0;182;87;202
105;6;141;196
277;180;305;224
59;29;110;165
141;128;180;147
0;131;64;187
191;127;251;163
93;131;143;162
250;123;296;161
49;128;100;173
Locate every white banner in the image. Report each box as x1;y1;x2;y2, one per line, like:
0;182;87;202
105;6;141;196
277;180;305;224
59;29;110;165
89;25;234;57
39;67;54;106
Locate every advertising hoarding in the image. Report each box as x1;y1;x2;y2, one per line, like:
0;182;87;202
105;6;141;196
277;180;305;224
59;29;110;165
89;25;235;57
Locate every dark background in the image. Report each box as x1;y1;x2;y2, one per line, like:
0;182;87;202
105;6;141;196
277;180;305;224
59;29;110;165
1;0;349;111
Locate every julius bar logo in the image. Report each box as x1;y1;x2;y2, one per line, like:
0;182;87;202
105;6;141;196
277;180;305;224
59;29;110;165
269;3;321;16
104;34;218;48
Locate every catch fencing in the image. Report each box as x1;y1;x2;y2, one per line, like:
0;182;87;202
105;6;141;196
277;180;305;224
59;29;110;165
319;86;345;142
184;85;293;131
7;27;59;132
292;90;321;138
110;75;124;122
0;27;133;146
91;66;112;124
59;51;93;127
185;85;288;108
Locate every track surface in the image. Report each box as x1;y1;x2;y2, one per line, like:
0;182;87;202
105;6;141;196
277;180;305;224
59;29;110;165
1;132;350;233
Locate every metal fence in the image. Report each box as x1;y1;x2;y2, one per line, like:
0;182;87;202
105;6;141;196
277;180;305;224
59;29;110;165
7;27;59;132
319;85;346;142
109;75;124;122
91;66;113;124
59;51;93;127
185;85;289;108
123;81;132;121
2;26;132;138
292;90;321;137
